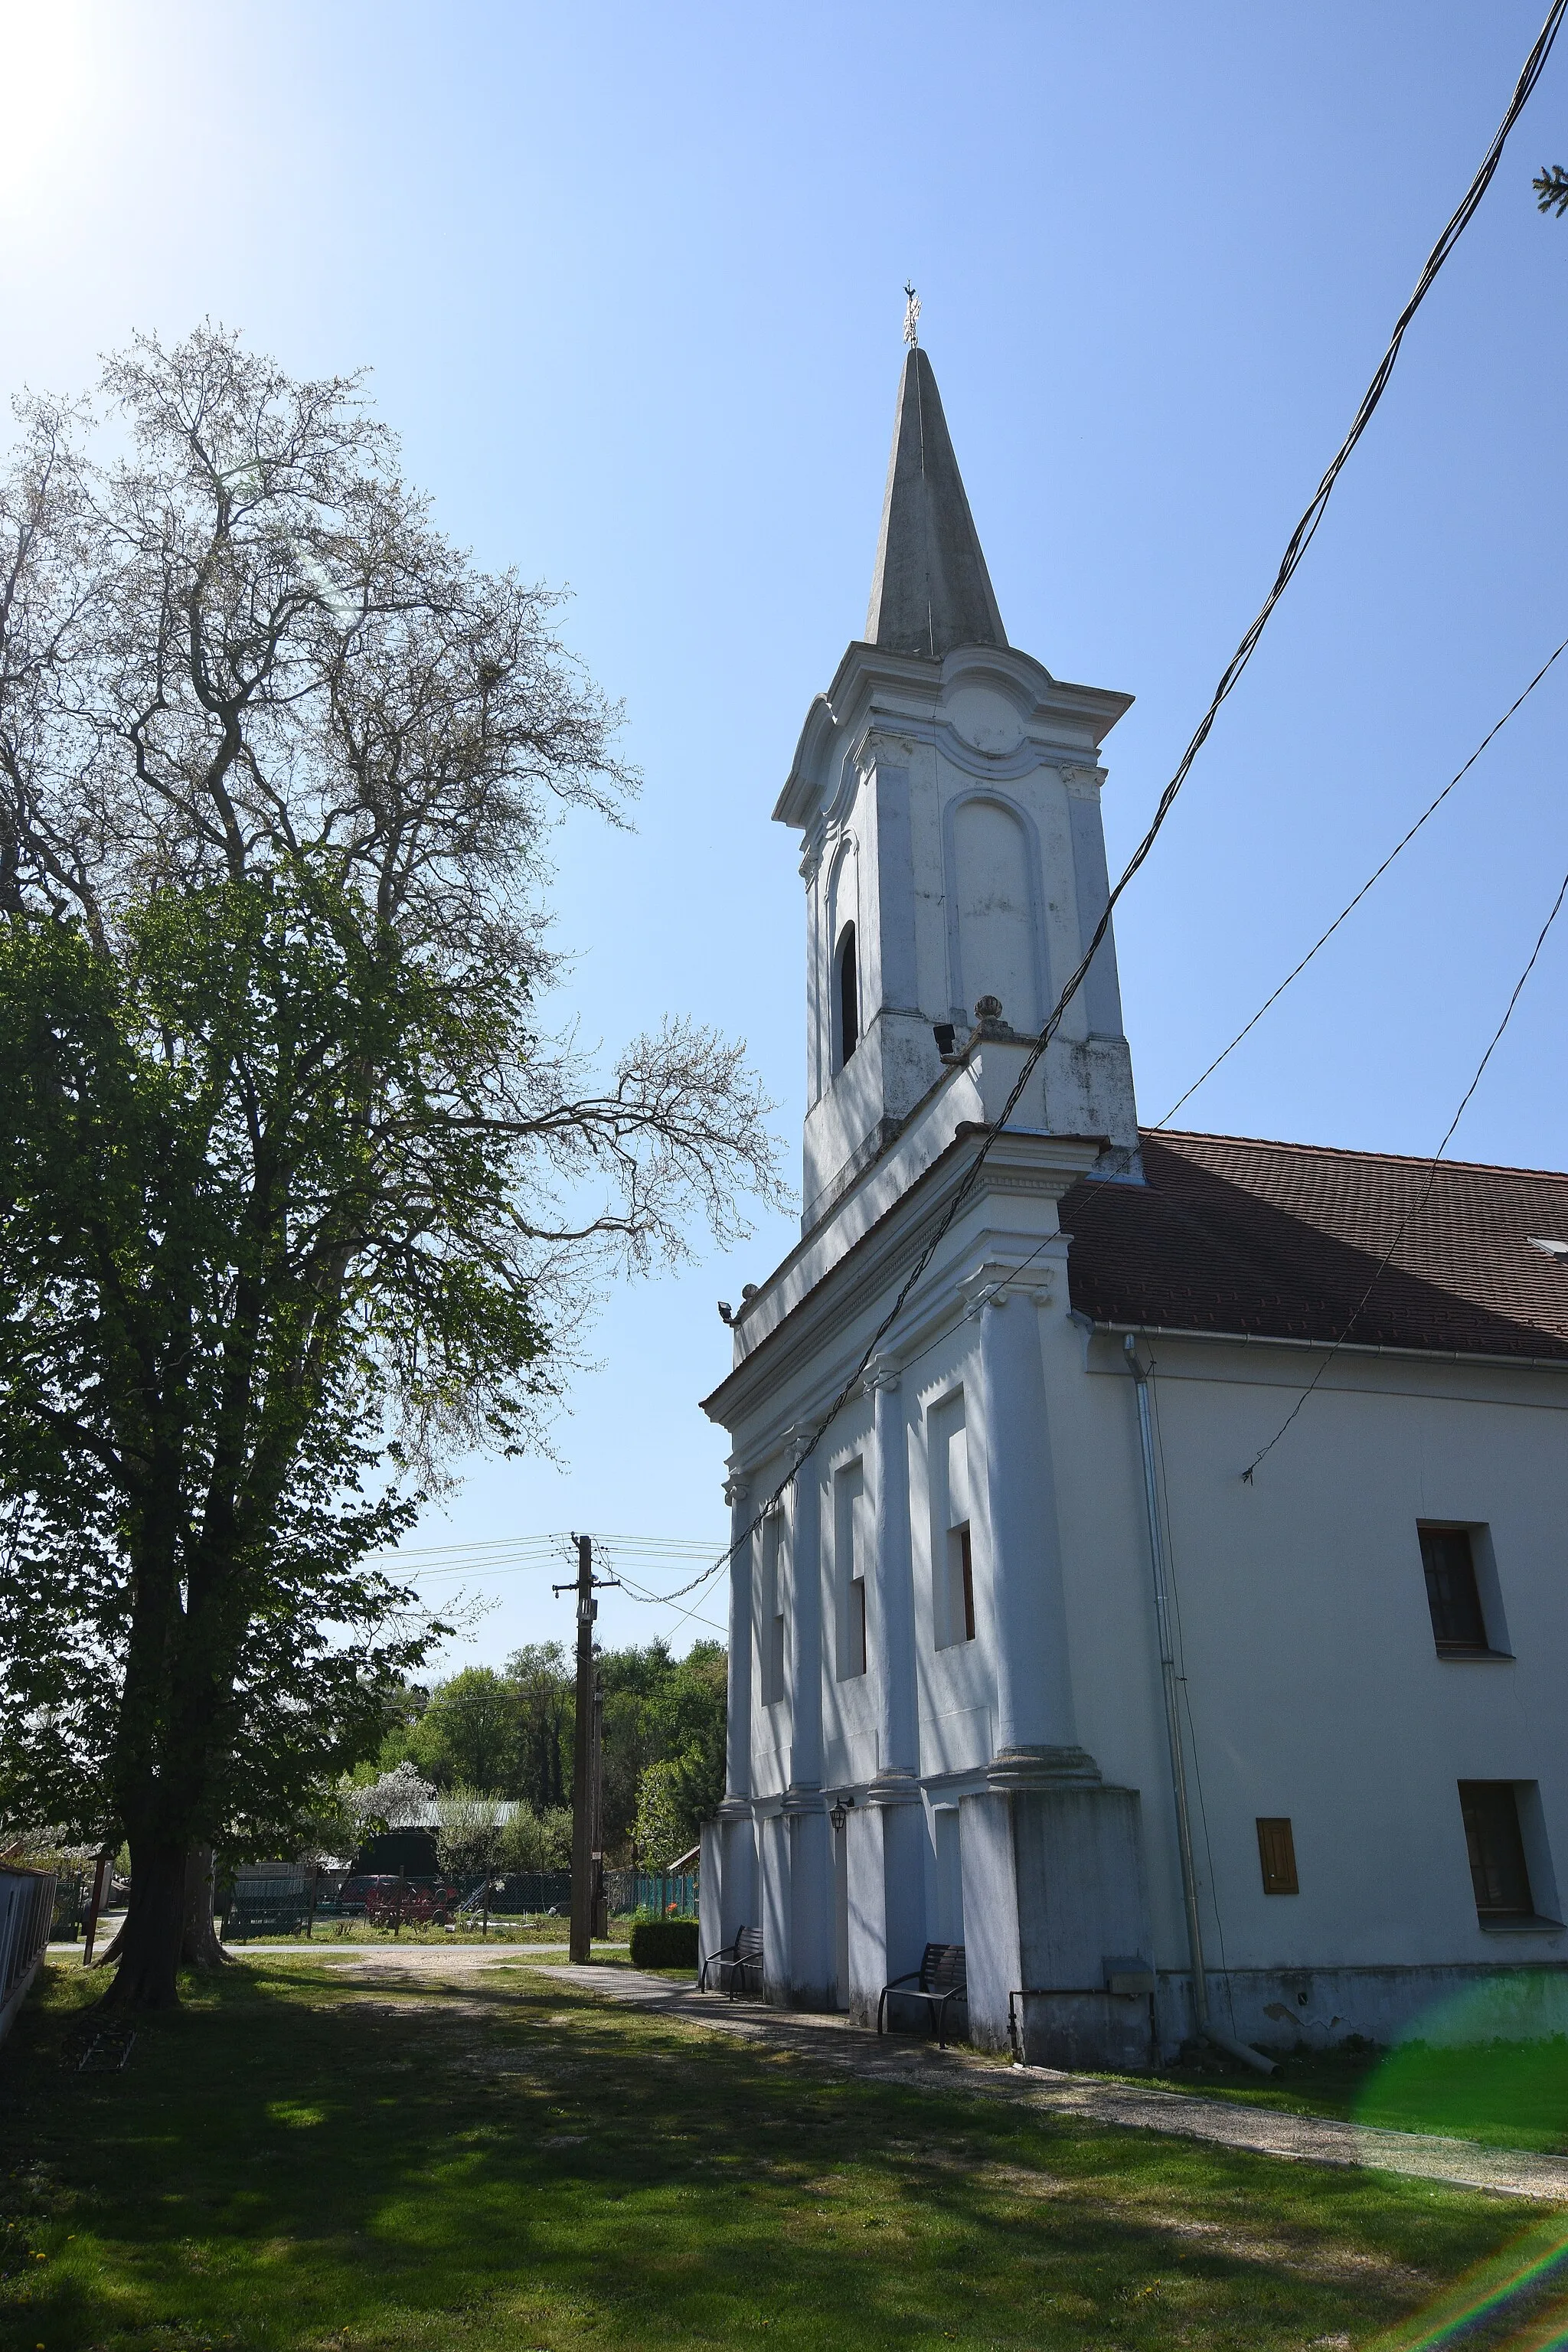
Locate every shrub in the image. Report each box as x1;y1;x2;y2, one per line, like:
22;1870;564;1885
629;1916;698;1970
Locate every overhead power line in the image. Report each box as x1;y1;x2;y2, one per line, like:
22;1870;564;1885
629;0;1568;1616
1240;854;1568;1481
1155;631;1568;1131
373;1531;724;1589
371;1530;733;1641
375;1530;719;1563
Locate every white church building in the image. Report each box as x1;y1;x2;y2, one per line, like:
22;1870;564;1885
697;341;1568;2067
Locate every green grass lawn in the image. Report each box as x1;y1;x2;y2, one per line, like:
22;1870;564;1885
1098;2038;1568;2157
2;1955;1563;2352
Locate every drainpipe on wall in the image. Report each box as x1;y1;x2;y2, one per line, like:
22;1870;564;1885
1124;1334;1273;2076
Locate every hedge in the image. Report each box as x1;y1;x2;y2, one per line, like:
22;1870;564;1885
629;1916;699;1969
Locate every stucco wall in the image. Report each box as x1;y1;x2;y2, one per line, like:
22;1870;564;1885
1064;1332;1568;1982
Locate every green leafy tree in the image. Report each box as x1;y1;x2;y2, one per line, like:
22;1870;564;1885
504;1644;575;1811
433;1789;502;1881
379;1646;575;1806
397;1667;519;1794
1535;163;1568;214
496;1801;573;1873
602;1639;727;1860
0;329;779;2009
633;1758;687;1871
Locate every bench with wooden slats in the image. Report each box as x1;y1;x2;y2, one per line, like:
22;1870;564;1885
699;1923;763;1998
877;1941;968;2046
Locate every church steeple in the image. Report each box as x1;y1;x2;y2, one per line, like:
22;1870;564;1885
865;347;1007;660
778;341;1139;1229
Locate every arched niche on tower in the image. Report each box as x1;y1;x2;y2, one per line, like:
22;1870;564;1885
942;789;1048;1033
825;834;861;1075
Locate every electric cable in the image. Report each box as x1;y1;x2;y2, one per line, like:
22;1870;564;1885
378;1532;733;1653
378;1533;720;1577
1153;630;1568;1130
929;628;1568;1401
1240;853;1568;1481
622;0;1566;1612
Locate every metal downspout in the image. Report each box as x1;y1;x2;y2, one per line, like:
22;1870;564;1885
1124;1335;1273;2074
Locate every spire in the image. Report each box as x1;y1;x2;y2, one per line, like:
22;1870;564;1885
864;345;1007;660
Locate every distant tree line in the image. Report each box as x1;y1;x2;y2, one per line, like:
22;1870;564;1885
374;1637;726;1867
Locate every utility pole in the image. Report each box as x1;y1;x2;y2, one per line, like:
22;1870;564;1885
556;1534;618;1964
590;1677;607;1941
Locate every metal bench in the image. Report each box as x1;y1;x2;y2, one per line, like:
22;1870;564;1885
699;1923;763;1998
877;1942;968;2046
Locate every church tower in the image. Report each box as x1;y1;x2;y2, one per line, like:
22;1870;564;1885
775;342;1140;1228
703;332;1159;2065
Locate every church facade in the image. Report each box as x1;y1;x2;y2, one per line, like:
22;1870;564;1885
698;345;1568;2066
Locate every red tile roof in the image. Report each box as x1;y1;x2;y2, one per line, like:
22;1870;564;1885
1060;1131;1568;1361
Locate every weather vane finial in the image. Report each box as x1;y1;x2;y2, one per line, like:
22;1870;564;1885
903;283;920;347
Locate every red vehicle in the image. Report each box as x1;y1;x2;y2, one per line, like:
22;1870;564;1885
341;1874;458;1929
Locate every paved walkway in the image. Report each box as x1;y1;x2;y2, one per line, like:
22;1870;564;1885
533;1960;1568;2205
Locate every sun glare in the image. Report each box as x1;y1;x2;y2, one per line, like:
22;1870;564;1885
0;0;98;211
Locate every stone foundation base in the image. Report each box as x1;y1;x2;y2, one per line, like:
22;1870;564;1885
1154;1960;1568;2057
960;1769;1154;2070
1011;1989;1152;2069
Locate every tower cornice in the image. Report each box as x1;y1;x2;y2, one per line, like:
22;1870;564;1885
774;639;1132;829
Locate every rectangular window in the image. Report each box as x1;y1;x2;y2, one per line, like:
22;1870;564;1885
1256;1817;1298;1896
933;1808;964;1943
953;1524;976;1642
1420;1525;1489;1654
761;1514;786;1706
1459;1781;1534;1919
929;1393;974;1651
835;1462;867;1680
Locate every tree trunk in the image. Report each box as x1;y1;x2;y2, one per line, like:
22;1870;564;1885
90;1916;125;1968
181;1844;227;1968
100;1842;186;2010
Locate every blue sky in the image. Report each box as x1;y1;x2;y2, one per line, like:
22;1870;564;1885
5;1;1567;1665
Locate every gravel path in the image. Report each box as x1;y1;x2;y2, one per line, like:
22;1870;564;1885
539;1960;1568;2204
244;1942;1568;2203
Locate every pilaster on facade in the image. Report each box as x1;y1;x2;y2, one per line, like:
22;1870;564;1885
722;1468;755;1808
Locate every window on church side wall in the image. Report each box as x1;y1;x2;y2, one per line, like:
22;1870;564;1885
836;923;859;1069
1419;1524;1491;1654
951;1525;975;1644
761;1514;786;1706
1459;1782;1534;1919
1256;1818;1298;1896
835;1462;867;1679
929;1396;974;1650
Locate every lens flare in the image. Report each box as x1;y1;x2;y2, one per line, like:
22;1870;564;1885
1373;2225;1568;2350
